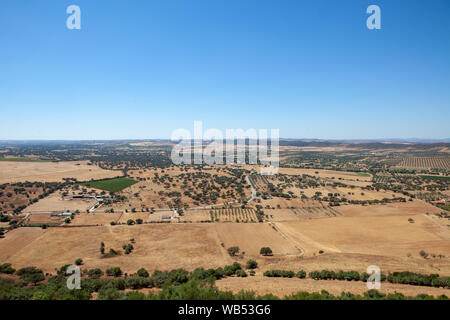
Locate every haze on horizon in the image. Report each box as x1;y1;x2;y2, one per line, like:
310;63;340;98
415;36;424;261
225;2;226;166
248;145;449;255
1;0;449;140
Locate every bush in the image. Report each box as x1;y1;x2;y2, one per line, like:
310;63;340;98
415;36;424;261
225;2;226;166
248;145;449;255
137;268;149;278
86;268;103;278
227;246;240;257
136;219;143;224
0;263;16;274
106;267;122;277
97;287;121;300
74;258;83;266
296;270;306;279
126;277;150;289
16;267;45;285
260;247;273;256
169;269;189;285
150;270;169;288
126;219;135;226
123;244;134;255
246;259;258;269
236;269;247;277
223;263;242;276
264;270;295;278
214;267;224;280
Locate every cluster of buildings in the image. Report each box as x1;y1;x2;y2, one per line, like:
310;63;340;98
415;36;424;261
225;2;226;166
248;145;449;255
431;199;449;205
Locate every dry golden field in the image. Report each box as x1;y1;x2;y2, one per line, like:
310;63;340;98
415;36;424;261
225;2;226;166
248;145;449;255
2;197;449;278
2;224;233;273
1;160;450;298
24;192;97;213
217;275;450;297
0;161;119;184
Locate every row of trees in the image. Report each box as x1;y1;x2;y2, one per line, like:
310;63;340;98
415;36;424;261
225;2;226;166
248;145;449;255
261;268;450;289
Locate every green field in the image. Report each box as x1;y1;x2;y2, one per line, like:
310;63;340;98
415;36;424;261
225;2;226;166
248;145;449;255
0;158;52;162
80;177;138;192
357;172;371;177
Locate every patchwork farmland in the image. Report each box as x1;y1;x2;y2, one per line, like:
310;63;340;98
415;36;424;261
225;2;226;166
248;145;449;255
0;141;450;300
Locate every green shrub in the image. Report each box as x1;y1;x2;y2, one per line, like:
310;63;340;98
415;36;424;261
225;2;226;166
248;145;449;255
86;268;103;278
150;270;169;288
260;247;273;256
246;259;258;269
106;267;122;277
227;246;240;256
126;277;150;289
0;263;16;274
137;268;149;278
236;269;247;277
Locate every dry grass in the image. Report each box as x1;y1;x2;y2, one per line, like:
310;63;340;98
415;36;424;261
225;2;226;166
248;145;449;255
0;161;119;184
25;192;97;213
3;224;233;273
217;275;450;298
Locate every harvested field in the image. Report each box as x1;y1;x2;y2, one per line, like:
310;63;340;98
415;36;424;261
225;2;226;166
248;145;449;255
216;275;450;298
0;227;45;262
257;251;450;278
25;192;97;213
259;197;314;209
118;212;150;224
337;201;442;218
214;223;301;257
290;206;340;219
2;224;232;273
26;214;64;225
0;161;120;184
275;214;450;258
264;207;340;222
70;212;122;226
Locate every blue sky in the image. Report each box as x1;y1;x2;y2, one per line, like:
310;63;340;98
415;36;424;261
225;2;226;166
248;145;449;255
0;0;449;140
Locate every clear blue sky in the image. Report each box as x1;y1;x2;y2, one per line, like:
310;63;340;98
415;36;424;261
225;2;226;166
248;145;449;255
0;0;449;140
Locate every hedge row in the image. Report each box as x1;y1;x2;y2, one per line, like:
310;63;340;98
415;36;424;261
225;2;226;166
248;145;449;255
262;268;450;289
